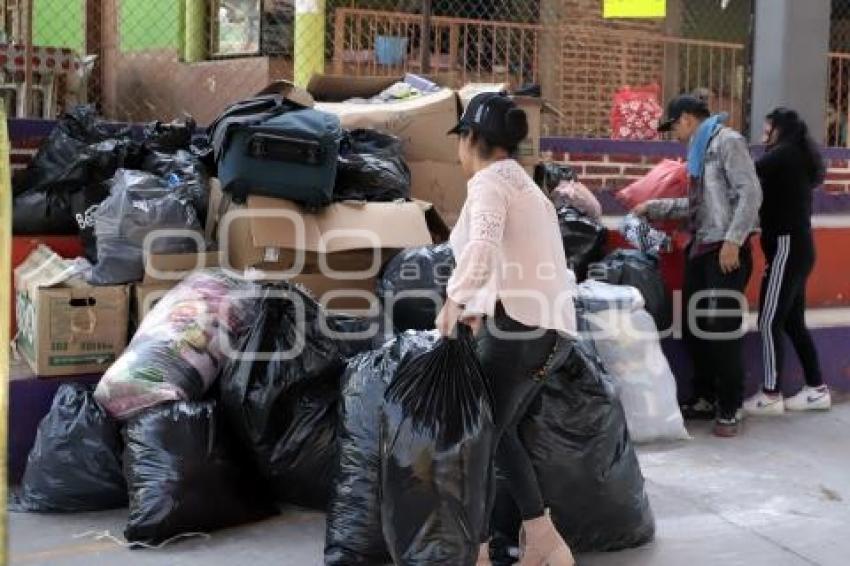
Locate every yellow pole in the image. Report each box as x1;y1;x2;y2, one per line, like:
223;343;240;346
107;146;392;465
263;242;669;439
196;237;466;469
0;102;12;566
294;0;326;87
183;0;206;63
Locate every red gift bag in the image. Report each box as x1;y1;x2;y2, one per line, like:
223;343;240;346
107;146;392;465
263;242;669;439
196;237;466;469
610;84;663;141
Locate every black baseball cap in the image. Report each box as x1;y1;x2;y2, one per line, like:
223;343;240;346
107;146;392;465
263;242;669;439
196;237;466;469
658;95;710;132
448;92;528;148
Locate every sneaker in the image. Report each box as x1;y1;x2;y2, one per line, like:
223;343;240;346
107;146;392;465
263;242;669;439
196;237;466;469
713;416;739;438
743;391;785;416
680;398;715;420
785;385;831;412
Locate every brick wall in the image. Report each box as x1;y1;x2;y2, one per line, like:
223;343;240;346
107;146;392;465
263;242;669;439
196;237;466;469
555;0;666;137
542;138;850;216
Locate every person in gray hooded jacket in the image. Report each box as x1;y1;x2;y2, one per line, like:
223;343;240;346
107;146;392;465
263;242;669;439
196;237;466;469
634;95;762;438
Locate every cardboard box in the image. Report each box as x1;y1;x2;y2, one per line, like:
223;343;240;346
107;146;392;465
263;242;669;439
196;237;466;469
408;160;467;227
458;83;544;165
207;180;447;314
408;160;535;227
142;250;222;284
132;283;174;326
15;246;129;377
210;182;444;273
308;74;460;164
290;273;381;314
130;249;223;327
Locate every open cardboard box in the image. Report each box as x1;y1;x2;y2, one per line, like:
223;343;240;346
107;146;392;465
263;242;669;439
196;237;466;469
14;246;129;377
308;73;461;164
208;180;448;312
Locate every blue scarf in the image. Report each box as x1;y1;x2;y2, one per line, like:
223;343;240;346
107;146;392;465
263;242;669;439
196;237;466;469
687;113;728;178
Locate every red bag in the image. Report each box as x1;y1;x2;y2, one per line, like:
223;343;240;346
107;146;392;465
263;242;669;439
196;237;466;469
617;159;688;209
610;84;663;141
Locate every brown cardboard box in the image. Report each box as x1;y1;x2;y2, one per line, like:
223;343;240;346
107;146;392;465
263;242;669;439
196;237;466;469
308;74;460;164
142;250;222;284
15;246;128;377
290;273;381;313
408;160;467;227
206;181;446;314
210;183;443;273
408;160;535;227
128;248;222;326
132;283;174;326
457;83;544;165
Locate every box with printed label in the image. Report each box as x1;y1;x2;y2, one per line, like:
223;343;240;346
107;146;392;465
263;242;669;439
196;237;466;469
15;246;128;377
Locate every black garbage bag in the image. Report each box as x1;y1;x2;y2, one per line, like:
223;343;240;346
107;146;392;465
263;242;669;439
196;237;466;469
14;137;139;237
377;243;455;331
588;249;672;331
141;149;209;225
13;383;127;513
13;106;119;198
558;206;607;282
335;129;411;202
89;169;202;285
491;340;655;557
220;284;374;510
325;312;391;359
325;331;439;565
533;162;578;194
124;401;275;544
143;116;197;153
381;327;494;565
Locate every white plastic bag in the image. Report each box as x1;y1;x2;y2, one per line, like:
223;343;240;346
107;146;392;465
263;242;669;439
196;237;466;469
581;302;688;443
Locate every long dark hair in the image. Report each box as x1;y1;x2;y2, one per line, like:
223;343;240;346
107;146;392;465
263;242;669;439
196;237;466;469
766;107;826;186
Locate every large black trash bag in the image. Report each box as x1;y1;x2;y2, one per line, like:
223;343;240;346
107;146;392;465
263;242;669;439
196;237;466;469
377;243;455;331
558;206;607;282
381;327;494;566
220;284;371;510
141;149;209;225
124;401;274;544
335;129;411;202
325;331;439;566
589;249;672;331
14;106;118;198
89;169;202;285
491;340;655;558
14;136;139;236
13;384;127;513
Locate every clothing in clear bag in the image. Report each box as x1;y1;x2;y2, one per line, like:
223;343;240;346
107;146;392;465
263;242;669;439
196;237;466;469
94;271;262;419
578;287;688;443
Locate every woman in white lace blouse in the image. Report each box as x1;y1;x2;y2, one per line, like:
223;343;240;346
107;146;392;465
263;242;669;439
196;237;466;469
436;93;577;566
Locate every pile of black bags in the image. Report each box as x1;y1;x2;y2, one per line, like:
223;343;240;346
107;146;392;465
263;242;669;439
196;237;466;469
13;107;209;266
16;279;655;558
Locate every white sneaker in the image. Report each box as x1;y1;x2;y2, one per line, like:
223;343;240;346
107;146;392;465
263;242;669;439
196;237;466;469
743;391;785;416
785;386;831;412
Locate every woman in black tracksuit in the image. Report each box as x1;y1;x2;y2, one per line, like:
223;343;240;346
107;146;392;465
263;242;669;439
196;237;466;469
743;108;830;416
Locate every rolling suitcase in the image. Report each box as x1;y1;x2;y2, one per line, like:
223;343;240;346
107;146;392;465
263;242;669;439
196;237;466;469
217;108;343;206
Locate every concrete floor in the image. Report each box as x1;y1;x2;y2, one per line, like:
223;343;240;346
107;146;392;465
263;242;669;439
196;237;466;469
10;404;850;566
